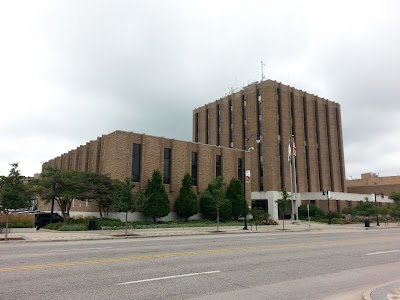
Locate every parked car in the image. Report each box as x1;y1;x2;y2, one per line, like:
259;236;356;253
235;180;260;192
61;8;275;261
34;212;64;230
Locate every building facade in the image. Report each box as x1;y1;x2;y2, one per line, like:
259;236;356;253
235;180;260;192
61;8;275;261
41;130;249;219
39;80;393;221
193;79;349;218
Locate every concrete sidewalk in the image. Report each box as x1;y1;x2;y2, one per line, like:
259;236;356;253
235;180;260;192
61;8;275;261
2;221;399;300
1;221;397;242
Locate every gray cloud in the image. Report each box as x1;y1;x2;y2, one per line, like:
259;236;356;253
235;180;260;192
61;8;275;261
1;0;399;179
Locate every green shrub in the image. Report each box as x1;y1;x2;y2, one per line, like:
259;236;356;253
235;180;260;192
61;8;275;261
96;218;124;227
58;224;88;231
44;222;64;230
298;204;326;219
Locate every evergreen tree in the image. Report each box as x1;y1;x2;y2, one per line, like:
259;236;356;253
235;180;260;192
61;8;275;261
143;170;170;222
175;174;198;221
226;178;245;220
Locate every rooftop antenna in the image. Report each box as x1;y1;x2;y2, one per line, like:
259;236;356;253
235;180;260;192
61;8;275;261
261;61;265;82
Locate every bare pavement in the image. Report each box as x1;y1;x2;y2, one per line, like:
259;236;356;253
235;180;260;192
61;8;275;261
1;221;400;300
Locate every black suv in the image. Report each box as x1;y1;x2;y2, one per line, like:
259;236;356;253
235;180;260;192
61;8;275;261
35;212;64;230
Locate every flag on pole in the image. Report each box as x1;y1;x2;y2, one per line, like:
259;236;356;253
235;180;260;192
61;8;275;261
293;141;297;157
288;143;292;162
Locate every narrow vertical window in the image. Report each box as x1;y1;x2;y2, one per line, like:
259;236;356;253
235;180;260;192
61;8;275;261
336;106;344;191
242;95;247;147
326;104;332;190
132;143;141;182
216;155;222;177
206;109;209;144
257;88;263;191
259;143;264;191
277;87;283;189
229;99;233;147
191;152;198;186
315;98;322;190
290;92;295;135
217;104;220;146
163;148;171;184
195;112;199;143
303;96;310;191
238;158;243;182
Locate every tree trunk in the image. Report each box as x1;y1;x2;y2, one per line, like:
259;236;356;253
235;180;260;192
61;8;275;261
5;209;9;241
98;202;103;218
125;212;128;236
216;206;220;232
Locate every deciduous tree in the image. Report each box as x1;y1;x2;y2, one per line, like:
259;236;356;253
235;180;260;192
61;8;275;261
0;163;30;240
80;172;114;218
276;188;291;230
34;167;83;218
113;178;135;236
200;177;232;222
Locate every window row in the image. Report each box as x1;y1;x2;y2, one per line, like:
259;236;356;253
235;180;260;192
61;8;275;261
131;144;244;186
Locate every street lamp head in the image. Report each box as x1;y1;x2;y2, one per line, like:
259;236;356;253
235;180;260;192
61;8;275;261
248;147;255;151
256;139;261;144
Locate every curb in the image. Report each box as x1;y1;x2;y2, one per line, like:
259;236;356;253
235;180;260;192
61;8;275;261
362;280;400;300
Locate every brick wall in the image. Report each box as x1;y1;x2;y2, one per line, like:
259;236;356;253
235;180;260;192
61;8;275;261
40;130;249;213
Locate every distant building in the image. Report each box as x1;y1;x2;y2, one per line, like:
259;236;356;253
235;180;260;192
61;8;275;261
347;172;400;196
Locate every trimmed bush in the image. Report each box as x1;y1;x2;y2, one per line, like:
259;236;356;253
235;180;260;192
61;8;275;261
44;222;64;230
58;224;88;231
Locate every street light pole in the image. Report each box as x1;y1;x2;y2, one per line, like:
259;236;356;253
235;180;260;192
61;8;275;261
322;190;331;225
243;138;250;230
242;134;259;230
374;193;383;226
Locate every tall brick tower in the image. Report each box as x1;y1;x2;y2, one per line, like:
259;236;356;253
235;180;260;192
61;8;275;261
193;79;346;195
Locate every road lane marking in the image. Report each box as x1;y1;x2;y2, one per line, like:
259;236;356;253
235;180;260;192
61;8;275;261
117;270;221;285
48;247;114;252
0;235;395;273
366;250;400;256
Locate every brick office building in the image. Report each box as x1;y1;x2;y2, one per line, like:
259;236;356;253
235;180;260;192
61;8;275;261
41;130;248;220
193;79;349;218
39;79;393;221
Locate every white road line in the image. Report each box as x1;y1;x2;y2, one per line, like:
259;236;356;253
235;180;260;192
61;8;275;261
117;270;221;285
366;249;400;256
48;247;114;252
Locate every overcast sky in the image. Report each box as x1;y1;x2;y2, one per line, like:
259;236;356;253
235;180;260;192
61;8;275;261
1;0;399;179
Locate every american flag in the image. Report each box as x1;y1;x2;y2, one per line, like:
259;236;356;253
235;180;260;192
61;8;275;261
293;141;297;157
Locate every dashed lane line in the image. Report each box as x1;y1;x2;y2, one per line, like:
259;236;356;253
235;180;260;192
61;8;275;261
0;236;395;273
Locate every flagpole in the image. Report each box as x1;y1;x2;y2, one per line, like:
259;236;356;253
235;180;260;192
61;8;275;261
288;141;294;220
292;135;299;222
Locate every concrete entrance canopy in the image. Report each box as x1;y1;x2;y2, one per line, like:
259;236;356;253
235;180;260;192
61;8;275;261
251;191;393;221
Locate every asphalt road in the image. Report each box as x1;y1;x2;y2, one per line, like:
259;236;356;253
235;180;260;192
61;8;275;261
1;229;400;300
